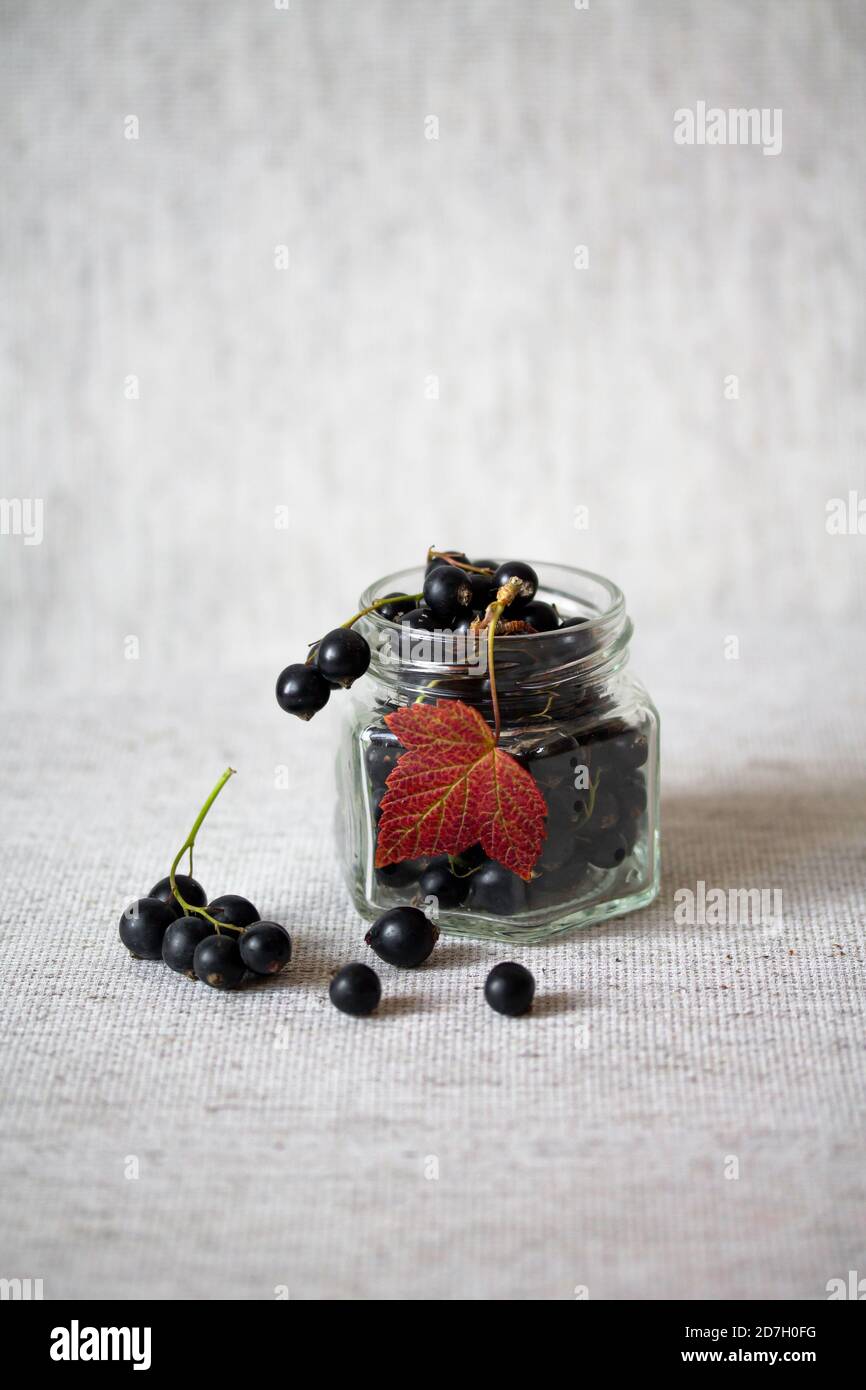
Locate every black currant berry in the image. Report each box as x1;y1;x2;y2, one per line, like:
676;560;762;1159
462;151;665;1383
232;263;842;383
454;842;487;869
529;853;590;906
375;857;427;887
519;599;560;632
619;773;648;819
554;776;592;817
472;558;498;572
484;961;535;1016
418;856;470;908
567;788;592;820
365;905;438;967
609;730;649;770
534;811;579;871
470;860;528;915
119;898;177;960
586;831;628;868
452;612;484;635
162;914;212;977
148;873;207;918
469;571;494;608
401;606;436;631
366;738;399;785
207;894;260;930
591;789;620;832
315;628;371;688
239;922;292;975
305;644;341;689
528;733;578;791
193;934;246;989
376;592;418;621
329;962;381;1015
423;565;474;620
586;720;630;756
491;560;538;603
619;820;639;856
276;663;331;720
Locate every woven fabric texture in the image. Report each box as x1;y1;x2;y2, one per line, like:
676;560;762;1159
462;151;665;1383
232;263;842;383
1;625;863;1300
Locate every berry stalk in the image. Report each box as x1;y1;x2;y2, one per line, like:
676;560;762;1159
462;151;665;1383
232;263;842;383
473;576;523;743
304;586;428;661
574;769;602;828
338;592;423;631
426;548;493;576
169;767;238;932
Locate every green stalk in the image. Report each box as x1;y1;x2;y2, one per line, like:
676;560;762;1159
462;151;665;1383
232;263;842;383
168;767;237;933
304;593;423;664
339;592;423;630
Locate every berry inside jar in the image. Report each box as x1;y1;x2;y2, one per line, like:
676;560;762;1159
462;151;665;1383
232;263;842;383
309;552;661;944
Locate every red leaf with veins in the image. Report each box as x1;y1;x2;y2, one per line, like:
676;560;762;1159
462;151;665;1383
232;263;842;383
374;700;547;881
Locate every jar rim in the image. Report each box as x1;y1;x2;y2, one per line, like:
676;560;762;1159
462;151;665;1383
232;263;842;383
357;560;633;698
358;560;627;638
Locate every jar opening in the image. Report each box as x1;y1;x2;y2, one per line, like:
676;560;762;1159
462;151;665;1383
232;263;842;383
357;561;633;714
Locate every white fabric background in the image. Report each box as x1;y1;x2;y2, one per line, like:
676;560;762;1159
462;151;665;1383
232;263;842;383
1;1;865;1300
1;628;864;1300
1;0;865;690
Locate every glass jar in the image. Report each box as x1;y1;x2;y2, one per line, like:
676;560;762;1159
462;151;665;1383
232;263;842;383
335;562;660;943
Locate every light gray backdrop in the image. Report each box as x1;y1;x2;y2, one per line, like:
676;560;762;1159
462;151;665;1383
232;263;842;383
1;0;864;693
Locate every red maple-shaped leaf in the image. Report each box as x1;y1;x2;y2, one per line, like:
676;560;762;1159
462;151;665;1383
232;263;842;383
374;700;547;881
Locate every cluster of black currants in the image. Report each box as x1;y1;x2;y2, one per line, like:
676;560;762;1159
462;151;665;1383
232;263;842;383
527;720;650;895
329;903;535;1017
120;883;533;1016
390;553;586;637
118;876;291;990
276;626;373;721
274;552;592;724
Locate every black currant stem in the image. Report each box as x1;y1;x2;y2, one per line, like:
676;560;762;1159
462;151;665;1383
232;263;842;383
169;766;238;933
426;548;492;576
479;577;523;744
414;676;445;705
304;593;424;665
336;592;423;632
575;770;602;828
447;854;482;879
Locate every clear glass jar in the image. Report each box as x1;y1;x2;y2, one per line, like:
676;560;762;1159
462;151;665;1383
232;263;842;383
335;562;660;943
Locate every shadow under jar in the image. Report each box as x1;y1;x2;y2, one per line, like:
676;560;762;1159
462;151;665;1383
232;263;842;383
335;562;660;943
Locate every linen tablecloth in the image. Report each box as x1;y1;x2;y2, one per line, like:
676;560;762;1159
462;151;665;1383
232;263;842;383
1;624;863;1299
